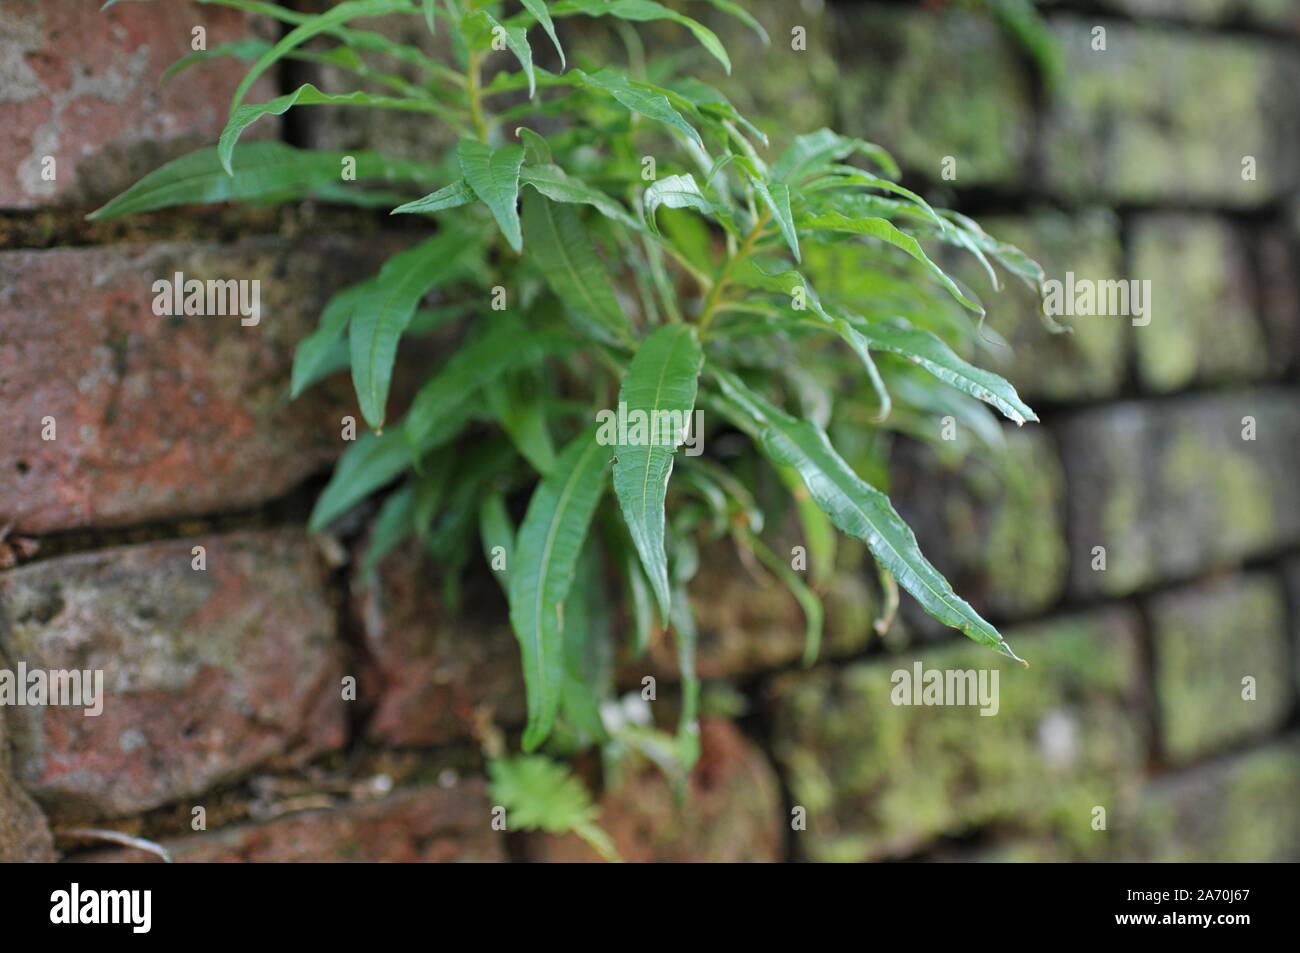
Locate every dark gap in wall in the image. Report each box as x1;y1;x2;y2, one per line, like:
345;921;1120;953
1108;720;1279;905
1130;594;1165;773
276;16;315;149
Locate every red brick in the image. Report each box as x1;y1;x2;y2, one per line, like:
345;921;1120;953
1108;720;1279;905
0;529;345;820
534;719;784;862
0;237;383;534
76;781;504;863
0;0;277;209
352;539;525;747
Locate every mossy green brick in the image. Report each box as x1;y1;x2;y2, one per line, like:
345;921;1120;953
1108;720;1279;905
892;428;1068;628
1149;574;1292;764
770;608;1144;861
1131;215;1269;393
829;4;1033;186
1040;18;1300;205
1121;740;1300;862
1062;391;1300;597
1041;0;1300;33
955;211;1128;402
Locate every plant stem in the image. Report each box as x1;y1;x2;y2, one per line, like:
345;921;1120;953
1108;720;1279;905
467;48;489;141
697;210;770;335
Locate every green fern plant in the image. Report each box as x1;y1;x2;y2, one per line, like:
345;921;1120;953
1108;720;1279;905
97;0;1046;847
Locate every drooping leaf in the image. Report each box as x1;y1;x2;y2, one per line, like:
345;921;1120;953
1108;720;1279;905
486;371;557;475
697;0;769;44
508;430;611;751
772;128;900;183
574;69;703;147
291;279;374;398
405;312;575;448
838;312;1038;425
520;163;639;230
308;430;414;531
479;489;516;592
458;138;526;252
800;211;982;313
350;229;472;429
745;527;823;666
88;142;438;220
611;324;704;625
160;38;271;85
520;0;566;68
364;483;416;574
554;0;730;73
521;189;633;346
228;0;417;111
708;368;1024;663
751;177;799;262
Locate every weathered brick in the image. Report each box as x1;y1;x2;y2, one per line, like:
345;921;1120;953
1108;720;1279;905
534;719;782;862
0;708;53;862
640;543;879;681
831;4;1034;186
0;236;387;535
1148;574;1292;764
1120;740;1300;862
1041;0;1300;34
1131;215;1269;392
891;428;1068;629
1040;18;1300;205
352;538;525;748
0;0;277;209
958;211;1128;403
770;608;1145;861
77;780;503;862
1060;391;1300;597
0;530;345;820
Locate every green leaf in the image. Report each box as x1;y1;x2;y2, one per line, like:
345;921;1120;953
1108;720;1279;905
611;325;704;625
560;541;612;743
708;368;1024;663
776;464;836;591
697;0;769;44
229;0;417;112
458;138;526;252
838;312;1038;426
391;178;475;215
521;189;633;346
364;483;416;574
555;0;730;73
350;229;471;429
751;178;799;262
520;0;566;68
219;84;444;174
519;163;639;230
745;527;823;666
486;372;557;475
488;756;618;861
643;173;715;232
309;430;413;531
574;69;703;148
405;312;574;448
508;430;611;751
772;128;900;183
160;38;271;85
291;279;373;398
423;0;436;33
479;490;515;592
88;142;438;220
800;211;983;313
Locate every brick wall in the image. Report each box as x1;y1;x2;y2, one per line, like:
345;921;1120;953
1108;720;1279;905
0;0;1297;862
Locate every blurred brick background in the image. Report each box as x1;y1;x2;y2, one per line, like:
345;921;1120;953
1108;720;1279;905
1;0;1298;862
